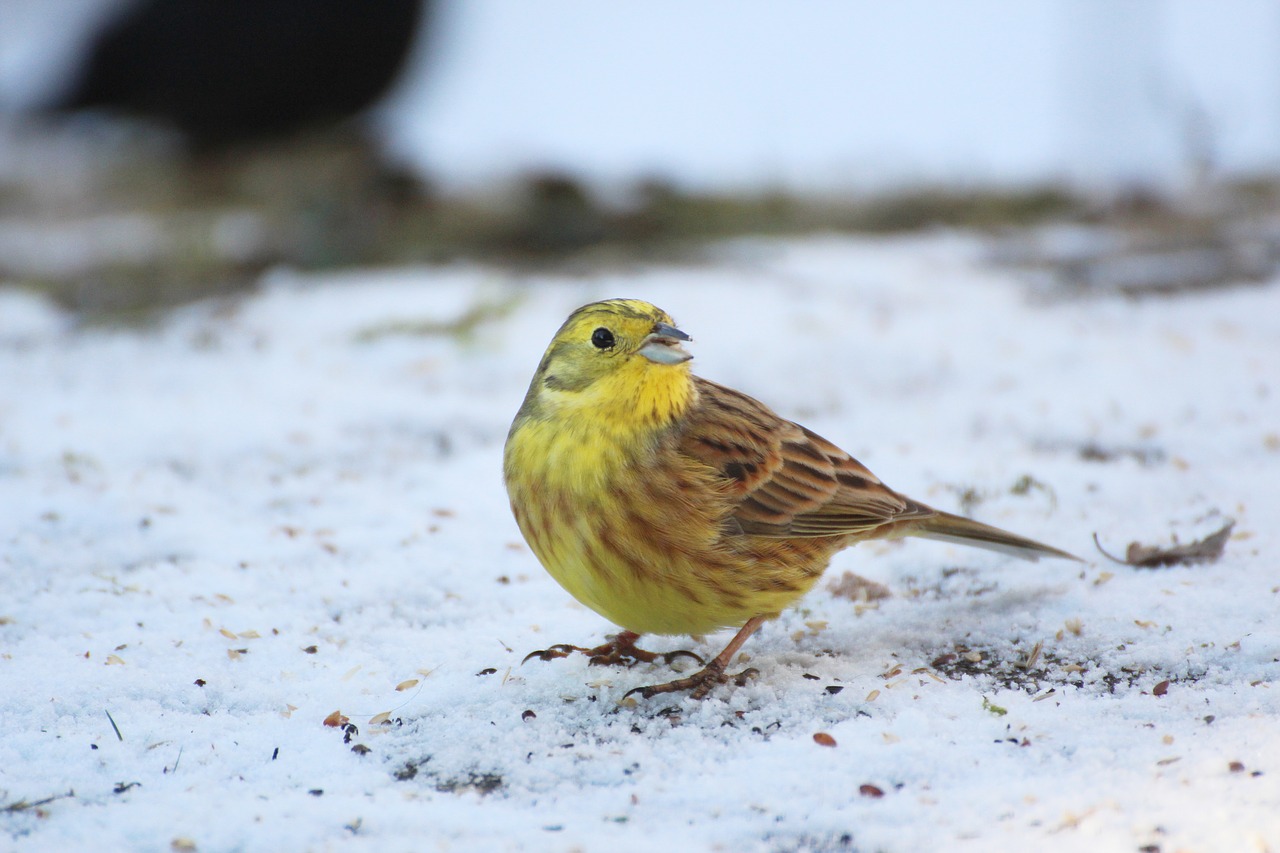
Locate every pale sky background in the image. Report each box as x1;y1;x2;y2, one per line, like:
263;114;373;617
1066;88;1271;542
2;0;1279;193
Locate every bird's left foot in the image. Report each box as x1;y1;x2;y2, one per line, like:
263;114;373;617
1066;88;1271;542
522;630;704;668
621;614;770;700
623;660;760;701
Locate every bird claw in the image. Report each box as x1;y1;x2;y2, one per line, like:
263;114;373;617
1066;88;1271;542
661;648;706;666
521;644;585;664
523;632;703;669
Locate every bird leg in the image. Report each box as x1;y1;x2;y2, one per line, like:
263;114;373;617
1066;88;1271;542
523;630;704;668
623;615;767;701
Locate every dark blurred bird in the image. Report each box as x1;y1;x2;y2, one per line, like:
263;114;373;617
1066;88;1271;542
55;0;428;146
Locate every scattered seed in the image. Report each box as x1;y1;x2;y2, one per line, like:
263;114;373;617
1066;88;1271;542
859;784;884;798
1016;641;1043;670
813;733;837;747
522;710;537;721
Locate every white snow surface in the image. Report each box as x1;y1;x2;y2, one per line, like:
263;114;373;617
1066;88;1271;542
1;235;1277;852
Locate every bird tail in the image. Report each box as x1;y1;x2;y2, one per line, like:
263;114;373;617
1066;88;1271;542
907;510;1080;562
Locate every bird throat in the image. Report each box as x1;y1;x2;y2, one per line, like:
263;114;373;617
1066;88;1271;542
588;358;694;433
525;359;695;492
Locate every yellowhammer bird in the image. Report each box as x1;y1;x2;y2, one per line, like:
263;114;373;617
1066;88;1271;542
504;298;1078;699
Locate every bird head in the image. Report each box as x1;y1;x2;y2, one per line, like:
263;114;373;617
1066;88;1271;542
518;299;694;422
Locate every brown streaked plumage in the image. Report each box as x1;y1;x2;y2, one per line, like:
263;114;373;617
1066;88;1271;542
504;299;1078;700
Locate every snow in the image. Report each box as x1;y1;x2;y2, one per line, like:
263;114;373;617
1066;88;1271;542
2;235;1278;852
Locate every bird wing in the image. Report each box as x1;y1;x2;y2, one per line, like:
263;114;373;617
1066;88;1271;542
679;378;935;538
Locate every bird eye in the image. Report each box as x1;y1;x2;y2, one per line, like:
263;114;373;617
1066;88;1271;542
591;327;615;349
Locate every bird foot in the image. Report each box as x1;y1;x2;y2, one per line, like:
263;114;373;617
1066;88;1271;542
623;661;760;701
522;631;704;668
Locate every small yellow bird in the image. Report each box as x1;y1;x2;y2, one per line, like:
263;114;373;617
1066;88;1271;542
504;299;1077;699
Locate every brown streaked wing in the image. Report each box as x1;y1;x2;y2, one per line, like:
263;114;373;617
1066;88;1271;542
680;378;935;538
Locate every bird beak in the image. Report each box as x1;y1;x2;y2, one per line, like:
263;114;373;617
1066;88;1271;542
638;322;692;364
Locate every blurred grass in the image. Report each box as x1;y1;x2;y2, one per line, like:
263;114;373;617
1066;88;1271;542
2;129;1277;322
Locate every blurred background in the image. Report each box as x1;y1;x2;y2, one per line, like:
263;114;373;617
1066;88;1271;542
1;0;1278;319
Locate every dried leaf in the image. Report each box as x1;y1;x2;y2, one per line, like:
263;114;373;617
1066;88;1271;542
1093;521;1234;568
828;571;892;602
395;679;419;692
323;710;349;728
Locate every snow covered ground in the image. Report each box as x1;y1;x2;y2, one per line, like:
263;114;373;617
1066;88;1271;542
1;234;1277;852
